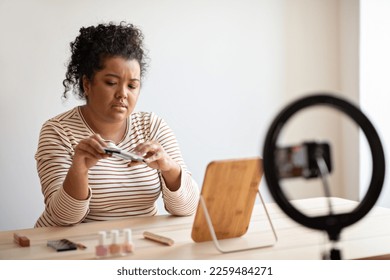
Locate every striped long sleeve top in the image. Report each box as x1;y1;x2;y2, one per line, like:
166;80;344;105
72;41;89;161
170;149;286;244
34;107;199;227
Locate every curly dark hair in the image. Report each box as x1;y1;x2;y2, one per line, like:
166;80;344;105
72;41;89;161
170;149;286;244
62;21;149;99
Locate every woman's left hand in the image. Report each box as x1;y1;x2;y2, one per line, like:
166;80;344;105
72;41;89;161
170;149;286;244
131;140;181;190
131;140;176;172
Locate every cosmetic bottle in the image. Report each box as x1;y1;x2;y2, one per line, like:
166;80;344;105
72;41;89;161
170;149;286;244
122;228;134;254
95;231;108;258
109;229;121;256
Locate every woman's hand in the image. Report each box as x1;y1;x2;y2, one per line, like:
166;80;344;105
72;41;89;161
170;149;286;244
132;140;181;191
131;140;173;171
72;134;109;172
63;134;109;200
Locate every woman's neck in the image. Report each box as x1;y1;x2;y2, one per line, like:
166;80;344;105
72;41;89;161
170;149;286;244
80;106;128;144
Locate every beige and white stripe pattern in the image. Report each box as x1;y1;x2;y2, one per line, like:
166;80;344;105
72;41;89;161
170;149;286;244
34;107;199;227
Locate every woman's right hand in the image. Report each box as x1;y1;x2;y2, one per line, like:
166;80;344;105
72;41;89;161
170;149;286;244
72;134;109;171
63;134;108;200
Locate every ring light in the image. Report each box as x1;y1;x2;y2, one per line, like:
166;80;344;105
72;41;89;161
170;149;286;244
262;94;385;257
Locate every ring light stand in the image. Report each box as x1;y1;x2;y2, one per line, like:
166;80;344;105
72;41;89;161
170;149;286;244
262;94;385;259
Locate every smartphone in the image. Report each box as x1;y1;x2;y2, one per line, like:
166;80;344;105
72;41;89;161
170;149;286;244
275;142;332;179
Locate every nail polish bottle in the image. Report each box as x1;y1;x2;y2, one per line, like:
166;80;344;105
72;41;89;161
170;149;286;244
95;231;108;258
109;230;121;256
122;228;134;254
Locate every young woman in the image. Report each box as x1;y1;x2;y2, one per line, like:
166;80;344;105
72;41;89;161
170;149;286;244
35;22;199;227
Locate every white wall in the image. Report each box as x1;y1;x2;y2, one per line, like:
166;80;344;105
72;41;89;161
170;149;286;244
1;0;371;231
360;0;390;208
283;0;344;200
340;0;360;201
0;0;286;230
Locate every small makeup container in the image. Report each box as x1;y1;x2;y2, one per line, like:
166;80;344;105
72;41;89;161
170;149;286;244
122;228;134;254
95;231;108;258
109;229;121;256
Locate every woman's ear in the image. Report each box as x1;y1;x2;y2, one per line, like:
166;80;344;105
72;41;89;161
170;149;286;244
82;75;90;96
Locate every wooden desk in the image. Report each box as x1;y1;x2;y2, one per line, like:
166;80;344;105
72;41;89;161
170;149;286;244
1;197;390;260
